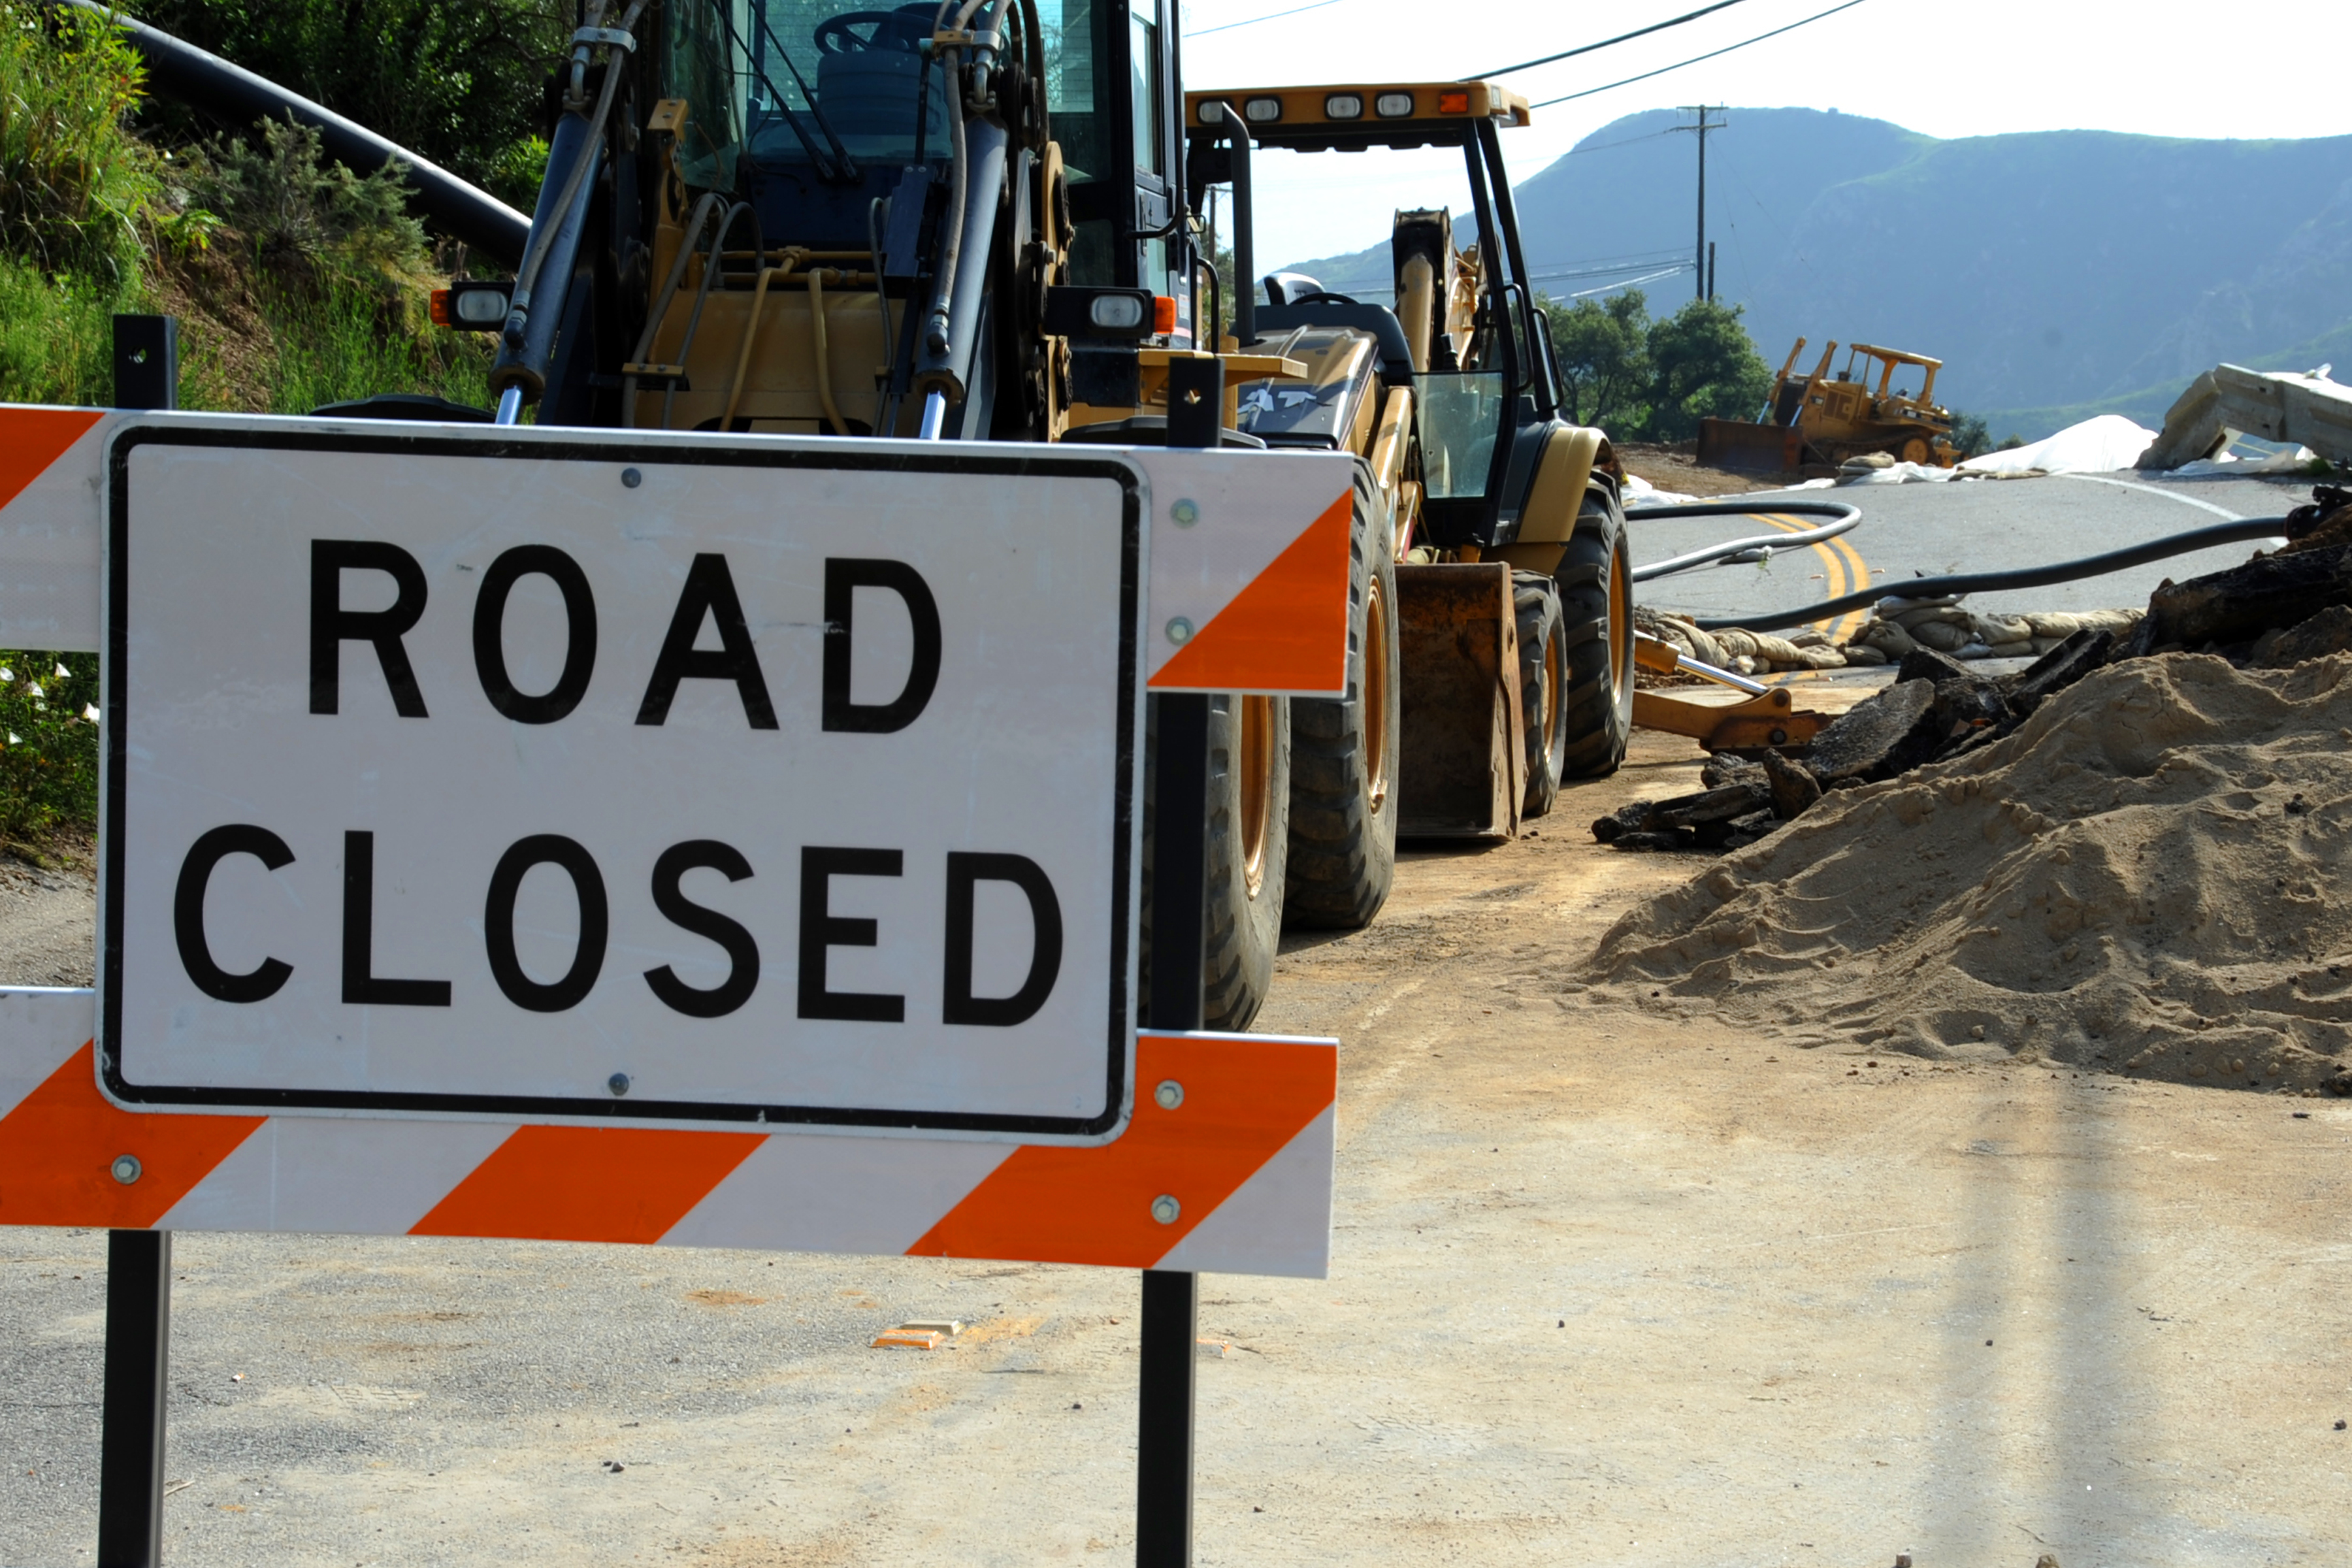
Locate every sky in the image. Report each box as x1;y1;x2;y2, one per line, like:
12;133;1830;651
1173;0;2352;272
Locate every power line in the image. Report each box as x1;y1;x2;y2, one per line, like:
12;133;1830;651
1565;264;1691;299
1190;0;1350;37
1470;0;1754;80
1530;0;1875;108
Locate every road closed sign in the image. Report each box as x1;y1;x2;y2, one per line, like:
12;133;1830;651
101;426;1145;1138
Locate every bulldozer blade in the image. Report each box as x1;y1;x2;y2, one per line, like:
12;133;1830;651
1695;417;1806;474
1396;563;1524;839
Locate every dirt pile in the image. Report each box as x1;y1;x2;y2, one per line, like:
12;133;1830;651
1577;653;2352;1095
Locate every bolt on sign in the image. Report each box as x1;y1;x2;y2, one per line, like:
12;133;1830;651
0;410;1352;1276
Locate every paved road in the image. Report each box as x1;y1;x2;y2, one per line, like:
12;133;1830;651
1629;470;2321;632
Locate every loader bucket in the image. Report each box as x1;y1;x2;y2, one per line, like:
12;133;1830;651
1695;417;1806;474
1396;563;1524;839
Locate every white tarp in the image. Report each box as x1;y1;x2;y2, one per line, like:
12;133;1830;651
1960;414;2156;476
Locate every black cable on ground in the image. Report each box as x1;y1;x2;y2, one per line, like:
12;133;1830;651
1691;517;2293;634
1627;499;1861;582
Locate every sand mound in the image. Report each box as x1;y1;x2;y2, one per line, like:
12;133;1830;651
1579;654;2352;1094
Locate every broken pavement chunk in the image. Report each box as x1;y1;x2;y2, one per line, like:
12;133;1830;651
2258;604;2352;667
1762;749;1822;819
2136;541;2352;652
1803;678;1942;784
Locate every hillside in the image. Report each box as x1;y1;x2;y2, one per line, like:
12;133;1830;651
1284;108;2352;439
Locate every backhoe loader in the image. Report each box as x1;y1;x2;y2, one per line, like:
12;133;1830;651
117;1;1637;1029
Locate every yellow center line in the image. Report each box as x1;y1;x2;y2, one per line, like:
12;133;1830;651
1754;511;1872;644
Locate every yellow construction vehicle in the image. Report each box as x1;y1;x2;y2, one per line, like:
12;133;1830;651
380;8;1644;1028
1181;80;1636;845
1698;337;1959;472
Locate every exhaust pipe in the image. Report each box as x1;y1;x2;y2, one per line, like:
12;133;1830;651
48;0;529;266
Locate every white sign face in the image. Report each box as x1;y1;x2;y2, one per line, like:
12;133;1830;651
101;429;1143;1139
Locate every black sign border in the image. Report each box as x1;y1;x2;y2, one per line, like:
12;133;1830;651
101;423;1143;1138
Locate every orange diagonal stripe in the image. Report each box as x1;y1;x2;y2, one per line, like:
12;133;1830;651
906;1034;1335;1269
0;408;101;514
1150;487;1353;691
0;1042;263;1228
410;1125;765;1244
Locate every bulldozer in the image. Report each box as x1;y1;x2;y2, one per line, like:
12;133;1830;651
1697;337;1959;473
115;1;1639;1030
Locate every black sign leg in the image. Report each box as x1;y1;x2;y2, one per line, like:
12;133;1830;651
1137;352;1224;1567
97;1229;172;1567
1135;1268;1198;1567
101;313;178;1568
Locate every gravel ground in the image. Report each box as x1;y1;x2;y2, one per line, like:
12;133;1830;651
5;697;2347;1565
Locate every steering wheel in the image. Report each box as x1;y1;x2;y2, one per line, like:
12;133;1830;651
813;10;923;53
1292;290;1360;306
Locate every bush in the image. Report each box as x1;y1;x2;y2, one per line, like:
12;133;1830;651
133;0;567;195
0;653;99;840
0;0;159;281
189;117;430;303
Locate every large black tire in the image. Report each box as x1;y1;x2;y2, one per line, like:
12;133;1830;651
1203;693;1289;1028
1286;465;1399;928
1140;692;1291;1033
1552;489;1635;779
1513;571;1567;817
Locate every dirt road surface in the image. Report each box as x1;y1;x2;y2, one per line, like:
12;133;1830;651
5;694;2351;1566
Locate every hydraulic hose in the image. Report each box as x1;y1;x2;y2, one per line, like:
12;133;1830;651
923;0;991;359
1628;499;1861;583
1691;515;2294;634
493;0;647;406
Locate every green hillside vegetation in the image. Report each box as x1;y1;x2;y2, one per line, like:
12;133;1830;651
0;0;514;414
0;2;551;839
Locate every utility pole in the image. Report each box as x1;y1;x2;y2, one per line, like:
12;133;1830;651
1671;105;1727;303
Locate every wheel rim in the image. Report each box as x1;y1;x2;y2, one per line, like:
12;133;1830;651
1364;575;1392;815
1609;538;1634;704
1239;694;1275;899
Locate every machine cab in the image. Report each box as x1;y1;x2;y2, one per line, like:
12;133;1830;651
1180;80;1565;551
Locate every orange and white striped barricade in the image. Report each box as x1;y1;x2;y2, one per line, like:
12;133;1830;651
0;397;1354;1559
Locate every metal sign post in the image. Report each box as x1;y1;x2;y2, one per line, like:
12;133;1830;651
97;314;177;1568
1135;353;1226;1567
0;374;1348;1564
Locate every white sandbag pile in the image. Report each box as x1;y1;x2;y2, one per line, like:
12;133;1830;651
1639;610;1848;674
1844;596;2141;662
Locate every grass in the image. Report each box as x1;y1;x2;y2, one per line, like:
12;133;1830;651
256;280;491;413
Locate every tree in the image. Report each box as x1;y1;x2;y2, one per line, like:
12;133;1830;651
1539;288;1651;433
1644;297;1774;444
1946;411;1991;459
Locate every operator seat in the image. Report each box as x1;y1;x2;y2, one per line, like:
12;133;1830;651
1252;288;1417;387
812;3;945;140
